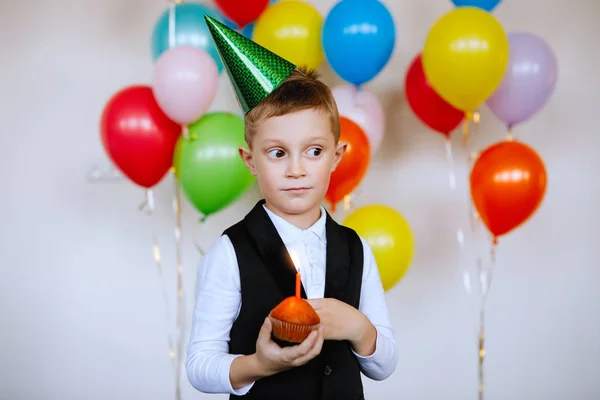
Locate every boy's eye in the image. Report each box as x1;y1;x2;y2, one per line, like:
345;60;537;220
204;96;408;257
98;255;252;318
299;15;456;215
267;149;286;159
307;147;322;157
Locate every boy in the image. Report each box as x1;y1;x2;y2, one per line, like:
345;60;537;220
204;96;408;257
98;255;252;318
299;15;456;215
186;16;398;399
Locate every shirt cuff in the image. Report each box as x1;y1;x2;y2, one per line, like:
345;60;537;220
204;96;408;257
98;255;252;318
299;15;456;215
225;354;255;396
352;327;380;361
351;327;398;381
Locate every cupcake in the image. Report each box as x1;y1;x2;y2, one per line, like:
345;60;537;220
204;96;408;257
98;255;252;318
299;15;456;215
269;296;321;343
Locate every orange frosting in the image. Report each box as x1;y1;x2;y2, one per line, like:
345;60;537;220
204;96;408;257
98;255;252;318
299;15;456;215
270;296;320;325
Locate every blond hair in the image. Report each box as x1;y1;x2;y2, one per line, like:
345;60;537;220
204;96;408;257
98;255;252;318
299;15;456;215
244;66;340;147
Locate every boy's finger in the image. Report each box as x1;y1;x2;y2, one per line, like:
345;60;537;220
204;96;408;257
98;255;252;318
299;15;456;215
293;328;324;366
284;330;317;359
257;317;272;344
309;326;325;356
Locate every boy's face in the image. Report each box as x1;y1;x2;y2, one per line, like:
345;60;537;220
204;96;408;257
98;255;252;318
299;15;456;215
239;108;345;218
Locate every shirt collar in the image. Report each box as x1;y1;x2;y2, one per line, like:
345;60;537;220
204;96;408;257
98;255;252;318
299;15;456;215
262;204;327;245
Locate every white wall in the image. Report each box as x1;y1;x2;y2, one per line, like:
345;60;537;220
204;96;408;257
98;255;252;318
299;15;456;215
1;0;599;399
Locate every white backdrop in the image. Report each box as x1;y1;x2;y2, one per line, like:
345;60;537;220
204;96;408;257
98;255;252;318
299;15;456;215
1;0;599;399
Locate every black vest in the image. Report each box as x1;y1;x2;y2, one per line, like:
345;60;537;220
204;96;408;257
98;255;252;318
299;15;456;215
223;200;365;400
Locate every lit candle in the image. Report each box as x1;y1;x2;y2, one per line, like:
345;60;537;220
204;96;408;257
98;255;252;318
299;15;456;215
289;250;301;299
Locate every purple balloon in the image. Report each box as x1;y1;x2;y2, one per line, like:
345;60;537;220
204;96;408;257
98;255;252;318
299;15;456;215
486;32;558;127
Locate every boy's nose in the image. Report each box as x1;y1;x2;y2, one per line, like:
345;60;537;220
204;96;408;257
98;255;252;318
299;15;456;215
286;157;306;178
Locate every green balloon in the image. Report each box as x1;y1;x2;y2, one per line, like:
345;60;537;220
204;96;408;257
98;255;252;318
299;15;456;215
174;112;255;218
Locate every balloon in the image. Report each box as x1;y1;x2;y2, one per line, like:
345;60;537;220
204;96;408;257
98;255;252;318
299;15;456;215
100;86;181;188
151;3;225;72
222;0;279;38
174;112;255;218
152;46;219;126
224;19;255;39
470;141;547;242
343;205;414;291
405;53;464;137
331;84;385;154
215;0;269;28
253;1;324;71
322;0;395;86
451;0;502;11
325;117;370;211
422;7;509;112
486;32;558;127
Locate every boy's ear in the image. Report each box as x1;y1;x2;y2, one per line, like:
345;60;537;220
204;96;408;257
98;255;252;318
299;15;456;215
331;141;347;172
239;146;257;176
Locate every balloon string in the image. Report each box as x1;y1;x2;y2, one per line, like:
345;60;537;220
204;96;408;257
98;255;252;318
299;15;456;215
343;194;352;214
193;221;207;308
463;110;491;400
506;126;514;142
168;2;176;49
445;138;467;261
467;111;481;233
477;242;496;400
478;306;485;400
173;175;185;400
444;139;457;192
462;116;469;146
139;189;177;375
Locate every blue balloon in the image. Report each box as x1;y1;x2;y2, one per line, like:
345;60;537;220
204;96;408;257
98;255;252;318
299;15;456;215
223;18;255;39
322;0;395;86
151;3;225;72
242;23;255;39
451;0;501;11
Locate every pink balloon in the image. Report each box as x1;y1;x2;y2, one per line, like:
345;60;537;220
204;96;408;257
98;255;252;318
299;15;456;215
152;46;219;125
332;84;385;154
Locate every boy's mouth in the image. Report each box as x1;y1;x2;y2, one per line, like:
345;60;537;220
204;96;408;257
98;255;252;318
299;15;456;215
282;187;311;195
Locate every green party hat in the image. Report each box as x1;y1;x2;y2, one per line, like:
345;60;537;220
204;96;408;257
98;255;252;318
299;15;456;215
204;14;297;114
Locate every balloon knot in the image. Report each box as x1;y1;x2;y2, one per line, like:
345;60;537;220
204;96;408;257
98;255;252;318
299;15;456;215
199;214;208;223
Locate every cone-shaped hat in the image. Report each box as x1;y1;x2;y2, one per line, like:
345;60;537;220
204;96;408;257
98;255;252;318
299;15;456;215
204;14;297;114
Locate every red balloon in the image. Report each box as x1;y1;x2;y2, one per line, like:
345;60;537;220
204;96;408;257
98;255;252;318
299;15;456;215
470;141;547;242
100;85;181;188
405;54;464;137
326;117;371;212
215;0;269;28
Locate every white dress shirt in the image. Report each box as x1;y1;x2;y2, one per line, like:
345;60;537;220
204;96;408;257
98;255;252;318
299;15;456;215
186;205;399;395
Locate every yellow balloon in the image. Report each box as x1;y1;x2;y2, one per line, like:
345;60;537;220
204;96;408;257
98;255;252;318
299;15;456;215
253;0;324;71
422;7;509;112
343;205;415;292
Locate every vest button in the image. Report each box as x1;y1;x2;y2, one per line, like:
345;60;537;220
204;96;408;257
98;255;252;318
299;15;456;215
324;365;332;375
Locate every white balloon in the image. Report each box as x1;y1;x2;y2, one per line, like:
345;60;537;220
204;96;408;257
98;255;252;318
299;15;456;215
332;84;385;154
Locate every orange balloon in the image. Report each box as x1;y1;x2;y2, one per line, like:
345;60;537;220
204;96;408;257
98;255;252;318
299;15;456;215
326;117;371;211
470;141;547;242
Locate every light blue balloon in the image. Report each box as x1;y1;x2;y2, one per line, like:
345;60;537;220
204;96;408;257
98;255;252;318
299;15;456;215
451;0;502;11
151;3;225;72
322;0;395;86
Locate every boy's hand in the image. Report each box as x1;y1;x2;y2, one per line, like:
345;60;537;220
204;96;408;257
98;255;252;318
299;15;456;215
253;317;325;376
307;298;377;356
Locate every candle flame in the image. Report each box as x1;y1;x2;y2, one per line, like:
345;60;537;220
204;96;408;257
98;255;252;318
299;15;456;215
289;249;301;272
